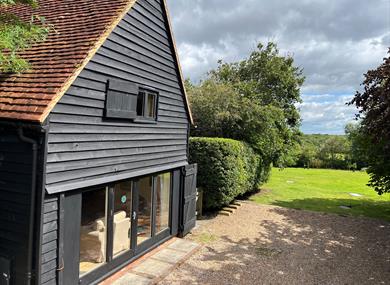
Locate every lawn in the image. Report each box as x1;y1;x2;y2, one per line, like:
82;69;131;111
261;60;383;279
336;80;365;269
251;168;390;221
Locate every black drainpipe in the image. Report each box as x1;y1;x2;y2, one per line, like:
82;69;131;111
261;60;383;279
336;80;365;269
17;127;38;285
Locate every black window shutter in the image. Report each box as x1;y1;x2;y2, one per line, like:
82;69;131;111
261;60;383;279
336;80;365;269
105;79;139;119
179;164;198;237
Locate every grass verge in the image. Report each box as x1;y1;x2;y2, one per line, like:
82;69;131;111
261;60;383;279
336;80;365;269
251;168;390;221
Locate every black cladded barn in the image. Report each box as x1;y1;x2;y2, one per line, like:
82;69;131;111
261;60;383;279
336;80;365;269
0;0;197;284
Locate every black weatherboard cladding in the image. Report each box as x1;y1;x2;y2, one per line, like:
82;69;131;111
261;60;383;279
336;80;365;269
0;129;33;284
40;197;59;285
46;0;190;193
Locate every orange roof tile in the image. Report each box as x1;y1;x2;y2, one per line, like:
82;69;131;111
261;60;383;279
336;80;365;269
0;0;138;122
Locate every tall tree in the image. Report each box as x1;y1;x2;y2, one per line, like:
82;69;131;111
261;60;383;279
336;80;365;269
1;0;50;73
350;49;390;194
188;79;297;165
317;136;349;169
210;42;305;128
188;42;304;168
345;123;368;170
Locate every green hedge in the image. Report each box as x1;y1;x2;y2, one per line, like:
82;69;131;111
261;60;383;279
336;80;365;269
189;137;269;210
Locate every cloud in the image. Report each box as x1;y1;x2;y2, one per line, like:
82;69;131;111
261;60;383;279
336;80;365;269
298;94;357;134
167;0;390;134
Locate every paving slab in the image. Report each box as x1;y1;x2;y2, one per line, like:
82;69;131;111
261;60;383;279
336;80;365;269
132;258;173;277
112;273;151;285
167;238;199;252
101;238;201;285
152;248;189;264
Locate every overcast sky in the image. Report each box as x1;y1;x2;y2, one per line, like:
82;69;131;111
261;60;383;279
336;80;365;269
167;0;390;134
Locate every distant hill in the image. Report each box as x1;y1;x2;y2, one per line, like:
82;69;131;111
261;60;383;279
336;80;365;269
301;134;346;147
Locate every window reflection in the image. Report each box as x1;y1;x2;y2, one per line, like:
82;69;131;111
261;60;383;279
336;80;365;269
156;173;171;234
79;189;107;277
113;181;132;256
146;93;156;118
137;177;153;245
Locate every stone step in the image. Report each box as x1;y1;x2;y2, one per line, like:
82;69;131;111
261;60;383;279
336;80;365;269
218;210;232;216
232;201;243;207
222;207;235;213
226;204;239;210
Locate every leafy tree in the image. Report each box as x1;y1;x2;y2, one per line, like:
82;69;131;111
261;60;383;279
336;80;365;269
1;0;50;73
290;134;358;170
189;42;304;168
297;142;317;168
1;0;37;6
350;50;390;194
188;77;301;171
345;123;368;170
210;42;305;128
317;136;350;169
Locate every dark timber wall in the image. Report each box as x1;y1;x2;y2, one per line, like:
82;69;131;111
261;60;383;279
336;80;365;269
40;196;59;285
46;0;189;194
0;128;33;285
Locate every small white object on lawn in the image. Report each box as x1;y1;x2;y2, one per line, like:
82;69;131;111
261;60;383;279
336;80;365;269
339;206;352;210
349;193;363;197
286;181;295;184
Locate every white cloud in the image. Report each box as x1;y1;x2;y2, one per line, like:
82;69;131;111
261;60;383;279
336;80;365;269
167;0;390;134
298;94;356;134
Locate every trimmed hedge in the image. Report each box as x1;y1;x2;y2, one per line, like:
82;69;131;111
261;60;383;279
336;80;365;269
189;137;269;210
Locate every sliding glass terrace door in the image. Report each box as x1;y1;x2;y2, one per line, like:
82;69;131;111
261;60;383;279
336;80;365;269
76;172;172;282
134;173;171;252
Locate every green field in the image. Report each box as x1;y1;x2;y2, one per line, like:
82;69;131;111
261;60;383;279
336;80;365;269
251;168;390;221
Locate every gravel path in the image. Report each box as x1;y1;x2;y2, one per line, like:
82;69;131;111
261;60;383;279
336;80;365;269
161;202;390;285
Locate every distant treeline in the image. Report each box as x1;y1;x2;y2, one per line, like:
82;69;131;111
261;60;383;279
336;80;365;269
286;128;367;170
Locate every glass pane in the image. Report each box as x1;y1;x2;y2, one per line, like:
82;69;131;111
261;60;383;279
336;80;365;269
79;189;107;277
137;92;145;116
156;173;171;234
113;181;132;257
137;177;153;245
146;93;156;118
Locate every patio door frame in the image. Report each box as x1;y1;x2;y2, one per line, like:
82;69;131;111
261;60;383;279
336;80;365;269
65;172;173;285
78;184;138;285
132;175;172;255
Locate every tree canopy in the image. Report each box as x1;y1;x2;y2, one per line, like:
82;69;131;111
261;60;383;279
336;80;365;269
286;133;359;170
350;49;390;194
210;42;305;128
188;42;304;168
0;0;50;73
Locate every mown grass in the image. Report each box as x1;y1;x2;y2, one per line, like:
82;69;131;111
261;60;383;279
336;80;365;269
251;168;390;221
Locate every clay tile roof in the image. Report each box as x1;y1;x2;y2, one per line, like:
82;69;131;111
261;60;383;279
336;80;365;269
0;0;138;122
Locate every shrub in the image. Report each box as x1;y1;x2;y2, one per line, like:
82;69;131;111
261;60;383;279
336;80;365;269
189;137;268;210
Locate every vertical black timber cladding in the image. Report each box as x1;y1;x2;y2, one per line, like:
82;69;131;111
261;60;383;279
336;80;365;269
0;257;11;285
180;164;198;237
62;194;82;285
0;129;33;285
170;169;181;236
46;0;190;193
41;196;59;285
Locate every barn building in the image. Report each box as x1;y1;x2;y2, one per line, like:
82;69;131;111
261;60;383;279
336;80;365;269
0;0;197;284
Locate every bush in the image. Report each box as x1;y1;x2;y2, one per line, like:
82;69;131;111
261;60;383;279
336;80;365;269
189;137;269;210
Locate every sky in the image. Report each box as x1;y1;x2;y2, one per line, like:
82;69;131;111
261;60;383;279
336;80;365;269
167;0;390;135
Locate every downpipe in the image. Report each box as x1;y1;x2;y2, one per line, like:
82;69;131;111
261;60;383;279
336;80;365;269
17;128;38;285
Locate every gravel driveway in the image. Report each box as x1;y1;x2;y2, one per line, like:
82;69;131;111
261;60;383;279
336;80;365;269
161;202;390;285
